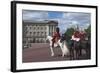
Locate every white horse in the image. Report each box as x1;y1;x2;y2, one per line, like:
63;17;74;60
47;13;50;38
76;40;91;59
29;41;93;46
46;36;69;57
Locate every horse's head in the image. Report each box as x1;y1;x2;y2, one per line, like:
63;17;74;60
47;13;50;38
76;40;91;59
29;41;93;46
60;34;66;43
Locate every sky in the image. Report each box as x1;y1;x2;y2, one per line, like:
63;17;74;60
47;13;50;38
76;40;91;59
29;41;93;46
22;10;91;34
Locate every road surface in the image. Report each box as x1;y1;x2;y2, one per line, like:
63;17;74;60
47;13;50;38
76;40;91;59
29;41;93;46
23;43;90;63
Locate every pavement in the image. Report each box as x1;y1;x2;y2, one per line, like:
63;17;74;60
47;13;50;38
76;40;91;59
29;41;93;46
22;43;90;63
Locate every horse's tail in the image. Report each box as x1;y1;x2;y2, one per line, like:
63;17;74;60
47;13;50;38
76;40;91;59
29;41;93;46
63;42;69;55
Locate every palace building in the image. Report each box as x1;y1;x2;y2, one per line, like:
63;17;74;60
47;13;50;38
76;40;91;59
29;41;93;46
23;20;58;48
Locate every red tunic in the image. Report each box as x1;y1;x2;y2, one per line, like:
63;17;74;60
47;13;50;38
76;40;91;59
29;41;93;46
52;32;60;43
73;31;81;38
80;32;86;40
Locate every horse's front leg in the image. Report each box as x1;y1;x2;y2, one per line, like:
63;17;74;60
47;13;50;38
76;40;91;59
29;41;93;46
62;51;65;57
61;44;65;57
50;46;54;56
58;41;65;57
61;42;65;57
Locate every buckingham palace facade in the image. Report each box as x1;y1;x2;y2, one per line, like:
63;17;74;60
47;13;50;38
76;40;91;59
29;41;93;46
23;20;58;48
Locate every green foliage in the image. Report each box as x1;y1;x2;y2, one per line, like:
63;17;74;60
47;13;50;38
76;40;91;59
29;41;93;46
85;25;91;39
85;25;91;34
64;28;74;41
63;28;74;47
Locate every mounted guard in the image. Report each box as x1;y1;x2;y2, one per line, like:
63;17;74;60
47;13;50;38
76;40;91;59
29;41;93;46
52;27;61;47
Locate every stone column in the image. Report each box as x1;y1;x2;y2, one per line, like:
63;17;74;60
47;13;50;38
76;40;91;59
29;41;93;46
49;26;51;36
53;25;55;33
46;25;49;36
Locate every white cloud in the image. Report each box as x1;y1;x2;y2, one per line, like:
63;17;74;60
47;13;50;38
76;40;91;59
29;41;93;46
63;13;73;20
62;12;90;27
72;21;79;25
22;10;48;20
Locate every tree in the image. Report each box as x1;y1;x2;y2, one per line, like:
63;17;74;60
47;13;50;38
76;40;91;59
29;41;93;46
85;25;91;39
64;28;74;41
63;28;74;48
85;25;91;50
85;25;90;33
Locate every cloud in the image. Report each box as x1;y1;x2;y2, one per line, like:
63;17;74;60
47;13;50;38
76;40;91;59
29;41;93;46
62;12;91;28
55;12;91;33
22;10;48;20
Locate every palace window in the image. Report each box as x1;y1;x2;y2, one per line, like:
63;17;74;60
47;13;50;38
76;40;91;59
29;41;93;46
30;32;32;35
45;27;46;30
37;32;39;35
24;26;27;30
41;27;43;30
33;32;36;36
45;32;46;35
41;32;43;34
30;27;32;29
37;27;39;30
33;32;36;34
33;27;36;30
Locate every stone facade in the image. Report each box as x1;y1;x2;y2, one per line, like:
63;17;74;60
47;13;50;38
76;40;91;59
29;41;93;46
23;20;58;48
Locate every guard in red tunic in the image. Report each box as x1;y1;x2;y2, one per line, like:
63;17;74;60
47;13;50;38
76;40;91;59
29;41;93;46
80;31;86;41
71;30;81;42
52;27;61;47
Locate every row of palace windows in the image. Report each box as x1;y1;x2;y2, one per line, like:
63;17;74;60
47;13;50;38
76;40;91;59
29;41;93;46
23;38;46;43
24;31;47;36
24;26;47;30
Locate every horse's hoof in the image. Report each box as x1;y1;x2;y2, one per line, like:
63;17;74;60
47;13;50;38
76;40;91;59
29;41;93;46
62;55;64;57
